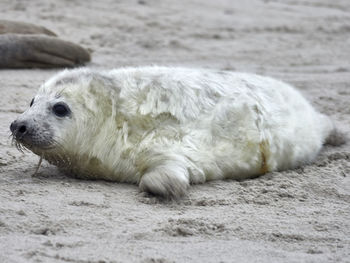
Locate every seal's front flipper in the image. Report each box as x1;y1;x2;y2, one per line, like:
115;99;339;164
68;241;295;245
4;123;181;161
30;50;76;68
30;36;91;66
139;161;190;199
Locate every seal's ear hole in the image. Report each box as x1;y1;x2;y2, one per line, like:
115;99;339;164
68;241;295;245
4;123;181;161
52;102;71;117
30;98;34;107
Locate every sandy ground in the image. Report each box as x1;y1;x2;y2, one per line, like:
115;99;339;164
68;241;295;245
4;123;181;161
0;0;350;262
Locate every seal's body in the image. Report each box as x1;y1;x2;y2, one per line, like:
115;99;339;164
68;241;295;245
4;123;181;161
11;67;336;197
0;20;90;68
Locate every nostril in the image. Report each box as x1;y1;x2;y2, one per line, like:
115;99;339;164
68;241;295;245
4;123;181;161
18;125;27;134
10;121;29;137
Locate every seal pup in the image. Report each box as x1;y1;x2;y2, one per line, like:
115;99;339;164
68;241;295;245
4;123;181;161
10;67;342;198
0;20;90;68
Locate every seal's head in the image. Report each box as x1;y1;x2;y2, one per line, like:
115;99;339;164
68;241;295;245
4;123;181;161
10;68;120;175
10;81;73;153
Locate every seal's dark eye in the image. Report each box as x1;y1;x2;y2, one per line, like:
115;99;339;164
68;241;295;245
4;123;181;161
52;103;70;117
30;98;34;107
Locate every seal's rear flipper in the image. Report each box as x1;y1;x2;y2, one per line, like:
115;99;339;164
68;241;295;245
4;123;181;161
320;114;347;146
325;128;347;146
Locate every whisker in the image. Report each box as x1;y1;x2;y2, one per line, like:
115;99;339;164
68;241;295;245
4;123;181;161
32;155;43;177
15;141;24;153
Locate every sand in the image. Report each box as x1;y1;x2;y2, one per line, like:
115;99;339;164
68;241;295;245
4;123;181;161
0;0;349;262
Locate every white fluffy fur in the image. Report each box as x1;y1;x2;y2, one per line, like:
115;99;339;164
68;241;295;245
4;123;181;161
22;66;335;197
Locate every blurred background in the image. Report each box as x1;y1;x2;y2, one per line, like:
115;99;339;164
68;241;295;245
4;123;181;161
2;0;349;73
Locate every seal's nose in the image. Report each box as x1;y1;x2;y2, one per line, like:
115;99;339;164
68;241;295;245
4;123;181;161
10;120;28;136
10;121;16;133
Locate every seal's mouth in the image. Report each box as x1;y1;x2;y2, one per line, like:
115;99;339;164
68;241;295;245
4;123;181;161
11;136;56;153
10;119;56;153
